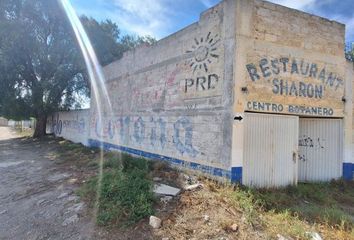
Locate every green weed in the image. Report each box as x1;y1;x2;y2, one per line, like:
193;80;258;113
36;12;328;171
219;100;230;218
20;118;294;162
252;181;354;230
79;153;155;226
228;186;262;226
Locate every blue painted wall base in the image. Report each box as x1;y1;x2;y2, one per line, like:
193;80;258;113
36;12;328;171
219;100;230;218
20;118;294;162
343;163;353;180
88;139;233;179
87;140;354;183
231;167;242;183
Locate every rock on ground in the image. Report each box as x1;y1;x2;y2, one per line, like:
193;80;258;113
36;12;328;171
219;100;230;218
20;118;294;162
149;216;162;229
153;183;180;196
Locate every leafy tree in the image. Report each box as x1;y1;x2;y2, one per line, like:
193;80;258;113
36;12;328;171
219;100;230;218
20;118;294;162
0;0;155;137
0;53;31;120
0;0;87;137
81;17;123;66
80;17;156;66
345;42;354;62
120;35;156;54
81;17;156;66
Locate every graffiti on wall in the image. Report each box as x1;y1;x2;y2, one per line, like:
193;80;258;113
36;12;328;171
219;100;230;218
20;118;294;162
184;74;219;93
173;118;198;157
245;57;345;117
184;32;221;94
63;116;86;133
186;32;220;73
91;115;199;157
246;101;334;116
51;114;62;135
246;58;344;97
298;135;325;162
149;117;166;148
103;32;223;112
131;79;165;110
299;135;325;149
133;117;145;144
50;113;86;135
133;87;165;108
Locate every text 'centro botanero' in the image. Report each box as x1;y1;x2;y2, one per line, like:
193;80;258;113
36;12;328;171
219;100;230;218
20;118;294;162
246;57;344;99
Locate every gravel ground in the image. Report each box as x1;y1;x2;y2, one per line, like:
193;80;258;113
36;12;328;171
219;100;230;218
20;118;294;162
0;127;94;240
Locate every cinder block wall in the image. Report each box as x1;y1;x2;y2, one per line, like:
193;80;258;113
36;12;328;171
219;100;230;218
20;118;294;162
47;109;90;145
232;0;350;180
234;0;346;115
88;0;237;178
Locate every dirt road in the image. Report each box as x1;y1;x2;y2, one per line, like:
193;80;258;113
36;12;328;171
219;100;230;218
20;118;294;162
0;127;94;239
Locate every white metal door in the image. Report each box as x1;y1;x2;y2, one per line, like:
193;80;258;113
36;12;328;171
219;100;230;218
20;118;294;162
298;118;343;182
243;113;299;188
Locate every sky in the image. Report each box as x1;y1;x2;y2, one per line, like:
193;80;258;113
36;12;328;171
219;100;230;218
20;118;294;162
71;0;354;43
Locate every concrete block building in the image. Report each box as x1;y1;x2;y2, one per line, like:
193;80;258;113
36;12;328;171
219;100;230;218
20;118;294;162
50;0;354;187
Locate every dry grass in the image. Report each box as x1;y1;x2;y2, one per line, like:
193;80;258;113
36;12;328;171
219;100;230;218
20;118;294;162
14;127;33;137
47;139;354;240
254;181;354;240
156;179;354;240
156;180;265;240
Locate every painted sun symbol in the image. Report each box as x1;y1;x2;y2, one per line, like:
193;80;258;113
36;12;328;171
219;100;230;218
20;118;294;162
186;32;220;73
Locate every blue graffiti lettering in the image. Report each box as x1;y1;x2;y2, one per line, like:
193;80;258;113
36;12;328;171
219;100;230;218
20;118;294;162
134;117;145;144
62;114;86;133
52;114;62;135
158;118;166;149
108;120;114;139
116;117;129;143
150;117;157;146
95;118;103;138
150;117;166;149
173;117;198;157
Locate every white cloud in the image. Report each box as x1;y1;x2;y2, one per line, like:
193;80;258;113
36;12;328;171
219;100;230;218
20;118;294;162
73;0;353;42
72;0;172;38
109;0;171;38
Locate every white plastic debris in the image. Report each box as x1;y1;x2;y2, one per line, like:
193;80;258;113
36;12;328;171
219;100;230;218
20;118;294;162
306;232;322;240
184;183;203;191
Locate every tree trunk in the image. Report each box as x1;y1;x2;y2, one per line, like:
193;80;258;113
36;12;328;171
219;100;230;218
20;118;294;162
33;115;47;138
